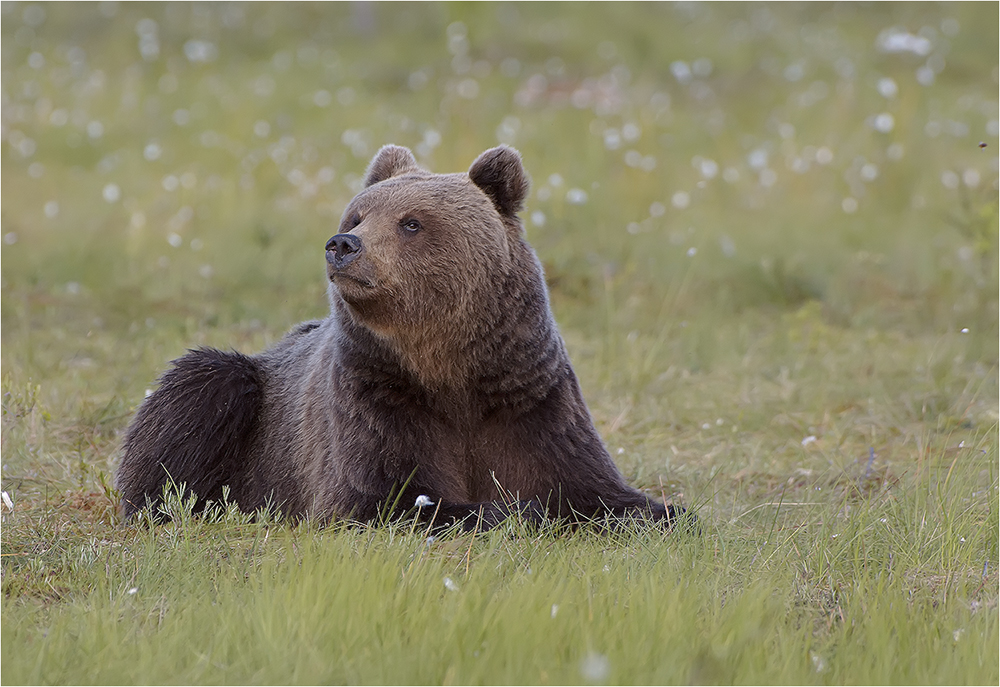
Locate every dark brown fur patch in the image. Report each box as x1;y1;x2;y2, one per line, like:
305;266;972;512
117;348;263;518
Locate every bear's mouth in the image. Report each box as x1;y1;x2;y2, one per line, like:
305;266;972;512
330;272;375;289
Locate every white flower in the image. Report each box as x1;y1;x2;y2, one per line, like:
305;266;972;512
877;77;898;98
102;183;121;203
747;148;768;170
313;90;332;108
872;113;894;133
443;577;459;592
414;495;434;508
580;652;610;682
801;435;818;447
1;491;13;511
876;29;931;56
811;651;827;673
184;40;218;63
670;61;691;84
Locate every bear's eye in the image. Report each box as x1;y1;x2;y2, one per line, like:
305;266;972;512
400;218;422;234
348;213;362;229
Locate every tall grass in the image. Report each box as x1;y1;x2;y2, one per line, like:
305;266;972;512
2;3;997;684
3;447;996;684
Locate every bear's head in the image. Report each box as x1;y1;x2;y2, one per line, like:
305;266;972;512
325;145;533;385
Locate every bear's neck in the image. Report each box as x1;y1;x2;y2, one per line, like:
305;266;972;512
333;263;565;413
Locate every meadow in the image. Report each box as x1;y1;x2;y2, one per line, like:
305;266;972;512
1;2;998;684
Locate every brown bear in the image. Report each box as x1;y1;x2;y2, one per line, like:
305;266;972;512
115;145;685;531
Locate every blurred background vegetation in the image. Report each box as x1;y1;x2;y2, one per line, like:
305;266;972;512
1;1;997;505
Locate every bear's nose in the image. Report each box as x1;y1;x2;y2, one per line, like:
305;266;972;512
326;233;363;268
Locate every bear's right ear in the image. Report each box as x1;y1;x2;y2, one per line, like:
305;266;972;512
468;146;530;217
364;145;420;187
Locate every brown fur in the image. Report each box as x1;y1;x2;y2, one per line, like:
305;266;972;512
115;145;686;531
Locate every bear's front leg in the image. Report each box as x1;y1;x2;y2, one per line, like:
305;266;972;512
320;481;545;532
610;498;698;532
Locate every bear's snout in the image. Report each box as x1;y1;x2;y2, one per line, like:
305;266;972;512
326;233;363;268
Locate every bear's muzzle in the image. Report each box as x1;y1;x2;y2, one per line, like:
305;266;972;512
326;233;363;269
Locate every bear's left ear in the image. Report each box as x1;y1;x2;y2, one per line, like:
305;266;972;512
468;146;530;217
365;145;420;187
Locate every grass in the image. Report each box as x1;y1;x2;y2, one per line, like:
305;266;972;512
2;2;998;684
1;470;997;684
